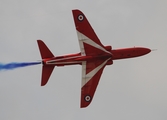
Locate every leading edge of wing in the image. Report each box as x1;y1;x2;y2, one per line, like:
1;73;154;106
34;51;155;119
80;58;111;108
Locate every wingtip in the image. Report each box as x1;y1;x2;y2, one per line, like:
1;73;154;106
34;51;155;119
80;103;91;108
41;82;47;86
37;40;44;45
72;9;83;15
80;94;93;108
72;9;81;11
37;39;42;42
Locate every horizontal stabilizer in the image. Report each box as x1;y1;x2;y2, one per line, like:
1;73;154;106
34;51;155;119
41;65;55;86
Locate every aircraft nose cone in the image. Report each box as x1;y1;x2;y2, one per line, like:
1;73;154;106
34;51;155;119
140;47;151;55
144;48;151;54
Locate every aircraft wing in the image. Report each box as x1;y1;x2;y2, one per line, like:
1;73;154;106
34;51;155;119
81;58;110;108
72;9;111;56
72;9;112;108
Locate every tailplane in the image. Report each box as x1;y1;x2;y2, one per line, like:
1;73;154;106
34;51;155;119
41;65;55;86
37;40;55;86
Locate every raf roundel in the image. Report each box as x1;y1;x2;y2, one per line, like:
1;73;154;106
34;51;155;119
84;95;91;102
78;14;84;21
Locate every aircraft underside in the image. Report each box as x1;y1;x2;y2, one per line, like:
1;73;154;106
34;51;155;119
37;9;151;108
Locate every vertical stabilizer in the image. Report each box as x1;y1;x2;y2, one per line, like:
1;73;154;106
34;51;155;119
37;40;54;59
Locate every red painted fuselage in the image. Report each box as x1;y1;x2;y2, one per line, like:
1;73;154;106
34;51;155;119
42;47;151;66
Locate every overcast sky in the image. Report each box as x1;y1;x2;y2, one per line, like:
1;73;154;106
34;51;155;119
0;0;167;120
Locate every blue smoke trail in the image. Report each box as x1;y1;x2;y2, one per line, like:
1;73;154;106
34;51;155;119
0;62;41;71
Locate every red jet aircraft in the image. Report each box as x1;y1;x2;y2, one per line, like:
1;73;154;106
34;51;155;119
37;9;151;108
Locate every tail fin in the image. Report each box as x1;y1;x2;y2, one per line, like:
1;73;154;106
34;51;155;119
37;40;55;86
37;40;54;59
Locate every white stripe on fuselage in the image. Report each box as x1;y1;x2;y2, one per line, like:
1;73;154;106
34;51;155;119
46;56;81;64
47;61;81;65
